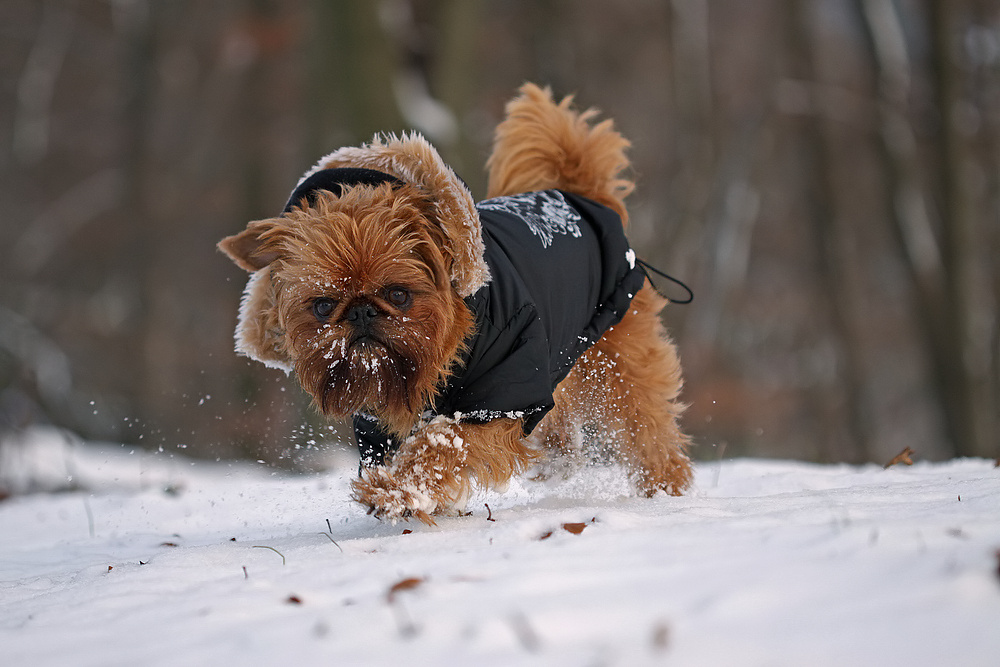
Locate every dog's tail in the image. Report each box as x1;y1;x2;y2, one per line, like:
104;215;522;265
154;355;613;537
485;83;634;224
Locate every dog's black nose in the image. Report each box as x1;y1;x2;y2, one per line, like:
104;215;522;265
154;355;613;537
346;301;379;331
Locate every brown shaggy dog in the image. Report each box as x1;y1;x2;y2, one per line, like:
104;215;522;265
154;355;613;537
219;84;692;522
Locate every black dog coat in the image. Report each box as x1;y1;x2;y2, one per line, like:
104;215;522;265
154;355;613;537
352;188;646;466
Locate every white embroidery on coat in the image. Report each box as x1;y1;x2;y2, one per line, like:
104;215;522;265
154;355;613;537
477;191;582;248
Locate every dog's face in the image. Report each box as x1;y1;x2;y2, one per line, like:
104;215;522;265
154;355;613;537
219;183;474;434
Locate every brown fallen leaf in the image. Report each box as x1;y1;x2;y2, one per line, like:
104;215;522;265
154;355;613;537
387;577;425;603
286;595;303;605
562;522;587;535
538;531;553;541
884;446;915;469
651;621;671;651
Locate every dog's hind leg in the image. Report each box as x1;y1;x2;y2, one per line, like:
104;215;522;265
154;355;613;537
572;286;693;496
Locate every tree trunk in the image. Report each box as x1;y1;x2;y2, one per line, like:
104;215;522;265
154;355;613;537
785;1;871;462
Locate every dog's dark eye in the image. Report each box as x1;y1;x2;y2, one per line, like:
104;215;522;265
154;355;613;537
312;297;337;321
386;287;411;309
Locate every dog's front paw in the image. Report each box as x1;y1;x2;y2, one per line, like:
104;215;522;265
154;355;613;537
351;468;439;525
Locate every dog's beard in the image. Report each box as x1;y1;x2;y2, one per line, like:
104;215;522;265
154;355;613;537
293;325;437;429
321;338;419;415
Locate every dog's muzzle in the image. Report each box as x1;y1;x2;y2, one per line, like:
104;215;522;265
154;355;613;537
345;300;379;337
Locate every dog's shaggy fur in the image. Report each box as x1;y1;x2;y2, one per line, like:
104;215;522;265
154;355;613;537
219;84;692;522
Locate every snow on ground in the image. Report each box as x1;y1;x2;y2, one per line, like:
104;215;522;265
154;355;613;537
1;427;999;666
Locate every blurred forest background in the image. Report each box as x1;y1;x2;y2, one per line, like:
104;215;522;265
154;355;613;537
0;0;997;471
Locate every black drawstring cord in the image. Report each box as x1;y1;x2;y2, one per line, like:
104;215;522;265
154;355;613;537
637;258;694;304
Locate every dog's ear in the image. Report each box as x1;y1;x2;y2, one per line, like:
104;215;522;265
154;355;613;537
218;219;284;272
218;219;294;372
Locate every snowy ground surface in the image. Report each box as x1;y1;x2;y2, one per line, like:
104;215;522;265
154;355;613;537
2;427;999;667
